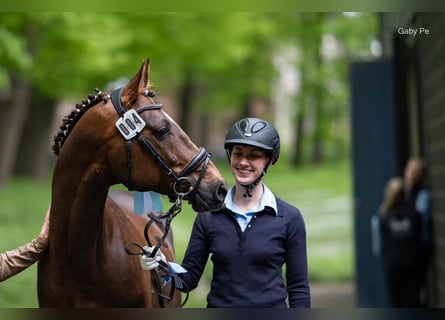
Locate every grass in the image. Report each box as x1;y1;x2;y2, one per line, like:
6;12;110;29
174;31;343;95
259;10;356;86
0;178;51;308
0;159;353;307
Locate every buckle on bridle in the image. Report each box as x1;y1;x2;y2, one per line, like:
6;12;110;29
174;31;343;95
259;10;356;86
172;177;194;197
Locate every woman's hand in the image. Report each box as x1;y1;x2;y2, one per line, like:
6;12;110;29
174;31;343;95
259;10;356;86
37;204;50;243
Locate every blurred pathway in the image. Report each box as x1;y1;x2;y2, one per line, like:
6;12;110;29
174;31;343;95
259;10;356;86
311;281;355;308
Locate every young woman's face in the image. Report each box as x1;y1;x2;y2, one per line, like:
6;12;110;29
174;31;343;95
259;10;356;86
229;145;268;186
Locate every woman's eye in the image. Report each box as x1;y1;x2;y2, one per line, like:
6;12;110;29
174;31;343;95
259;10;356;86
231;152;261;160
248;155;261;160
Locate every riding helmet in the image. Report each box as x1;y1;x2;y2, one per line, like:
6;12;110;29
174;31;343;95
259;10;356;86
224;117;280;164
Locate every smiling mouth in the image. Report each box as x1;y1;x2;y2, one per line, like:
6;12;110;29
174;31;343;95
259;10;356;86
237;167;252;174
237;169;255;179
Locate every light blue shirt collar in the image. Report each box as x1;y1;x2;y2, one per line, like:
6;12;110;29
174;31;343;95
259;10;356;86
224;184;278;216
224;184;277;232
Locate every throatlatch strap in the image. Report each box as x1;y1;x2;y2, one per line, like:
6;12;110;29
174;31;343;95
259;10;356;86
126;140;133;190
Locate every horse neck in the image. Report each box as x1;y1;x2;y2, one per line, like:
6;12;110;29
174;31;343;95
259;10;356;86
50;155;112;259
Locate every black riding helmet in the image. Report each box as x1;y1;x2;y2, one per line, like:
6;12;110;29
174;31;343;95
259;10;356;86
224;117;280;163
224;117;280;197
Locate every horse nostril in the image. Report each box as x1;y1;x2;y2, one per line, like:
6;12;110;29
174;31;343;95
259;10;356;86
216;183;228;202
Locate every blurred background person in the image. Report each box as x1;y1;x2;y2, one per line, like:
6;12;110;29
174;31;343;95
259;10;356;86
404;157;432;306
377;177;425;307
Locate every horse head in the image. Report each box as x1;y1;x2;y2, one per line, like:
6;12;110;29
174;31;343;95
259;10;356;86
54;58;227;211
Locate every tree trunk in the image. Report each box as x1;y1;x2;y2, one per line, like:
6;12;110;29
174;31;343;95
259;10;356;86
14;87;56;181
199;113;209;148
292;109;305;166
291;14;310;167
178;68;194;133
311;51;324;164
310;13;325;165
0;73;33;186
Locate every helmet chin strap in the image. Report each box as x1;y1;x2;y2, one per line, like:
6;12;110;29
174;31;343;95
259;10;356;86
239;158;272;198
240;172;264;198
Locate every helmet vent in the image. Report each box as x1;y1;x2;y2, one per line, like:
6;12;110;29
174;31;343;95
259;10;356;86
251;121;266;133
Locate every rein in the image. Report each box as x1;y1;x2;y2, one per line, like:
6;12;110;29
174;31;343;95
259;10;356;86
126;195;190;308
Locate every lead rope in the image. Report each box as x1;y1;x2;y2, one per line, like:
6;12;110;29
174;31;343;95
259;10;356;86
126;195;190;308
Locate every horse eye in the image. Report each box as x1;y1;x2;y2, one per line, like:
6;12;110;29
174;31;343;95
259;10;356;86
154;126;170;140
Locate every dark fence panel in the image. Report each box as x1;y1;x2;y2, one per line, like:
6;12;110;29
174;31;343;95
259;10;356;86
350;58;403;307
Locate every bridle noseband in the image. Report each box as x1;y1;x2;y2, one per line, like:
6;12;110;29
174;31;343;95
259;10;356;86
110;87;211;199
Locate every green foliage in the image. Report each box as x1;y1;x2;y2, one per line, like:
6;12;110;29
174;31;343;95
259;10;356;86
0;12;378;168
0;13;33;87
0;178;50;307
0;12;378;107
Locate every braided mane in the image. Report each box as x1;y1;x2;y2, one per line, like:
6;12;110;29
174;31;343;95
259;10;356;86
52;88;109;156
52;86;157;156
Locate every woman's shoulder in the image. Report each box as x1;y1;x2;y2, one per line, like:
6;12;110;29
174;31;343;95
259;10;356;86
275;196;299;209
383;202;420;221
275;197;303;218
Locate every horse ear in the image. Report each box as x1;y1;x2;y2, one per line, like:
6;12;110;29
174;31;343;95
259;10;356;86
139;58;150;89
122;58;150;104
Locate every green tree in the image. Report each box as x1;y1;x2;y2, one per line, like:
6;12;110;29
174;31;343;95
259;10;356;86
0;13;137;185
271;12;378;166
0;12;379;185
0;13;38;186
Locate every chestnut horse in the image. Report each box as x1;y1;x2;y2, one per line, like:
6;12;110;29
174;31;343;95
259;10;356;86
37;59;227;307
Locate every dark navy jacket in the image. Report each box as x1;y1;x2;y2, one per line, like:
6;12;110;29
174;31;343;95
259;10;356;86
179;197;311;308
380;202;424;270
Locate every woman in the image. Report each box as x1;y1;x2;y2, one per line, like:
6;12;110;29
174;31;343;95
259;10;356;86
141;118;311;308
378;177;424;307
0;206;50;281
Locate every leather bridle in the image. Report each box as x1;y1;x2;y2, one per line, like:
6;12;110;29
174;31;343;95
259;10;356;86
110;87;211;199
